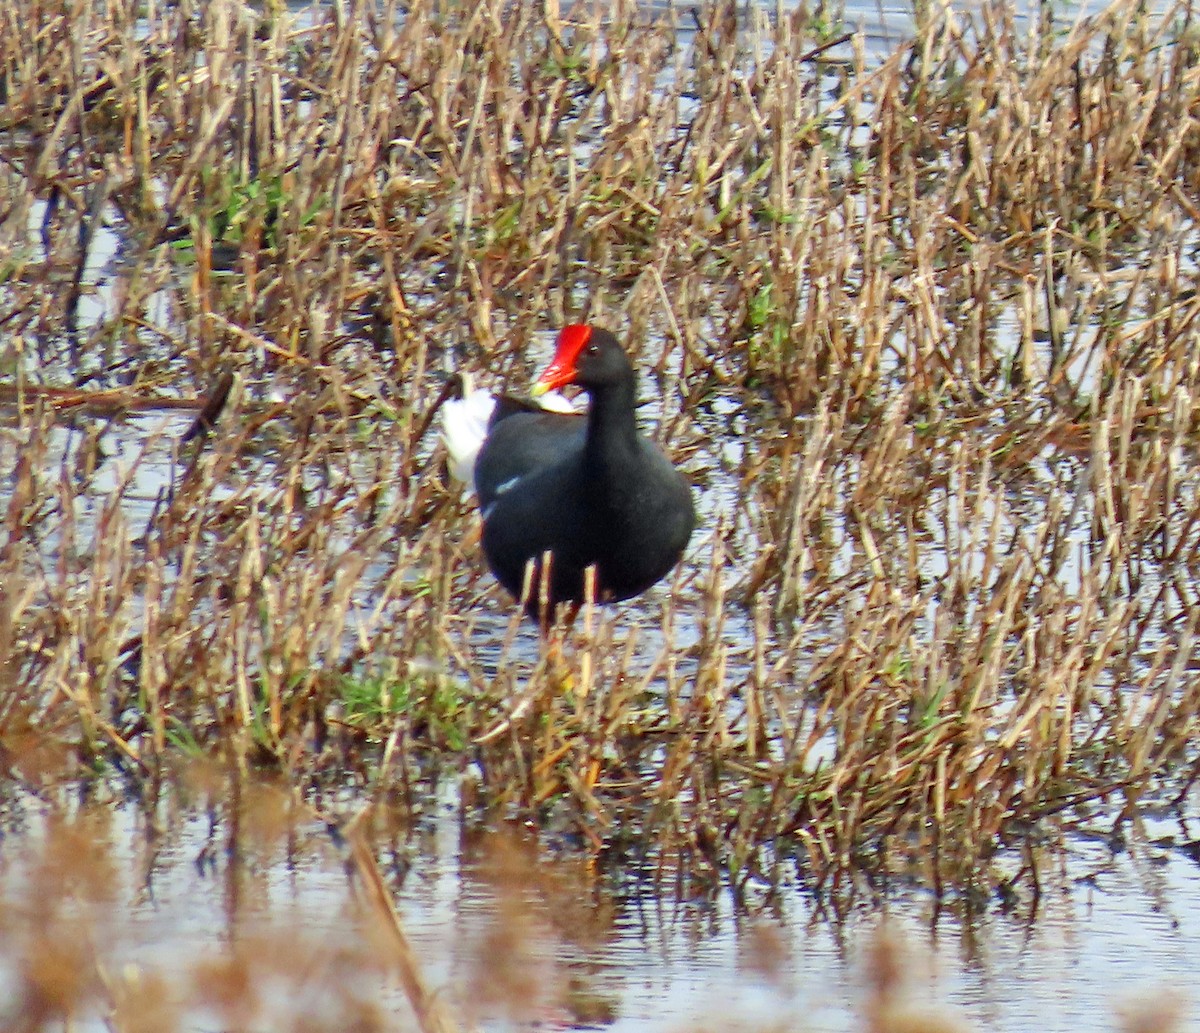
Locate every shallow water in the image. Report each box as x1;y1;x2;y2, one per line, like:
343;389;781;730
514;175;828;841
3;784;1197;1032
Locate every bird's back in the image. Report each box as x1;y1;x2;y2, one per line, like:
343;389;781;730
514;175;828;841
475;409;586;510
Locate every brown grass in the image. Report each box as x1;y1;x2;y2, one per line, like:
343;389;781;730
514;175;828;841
2;0;1200;975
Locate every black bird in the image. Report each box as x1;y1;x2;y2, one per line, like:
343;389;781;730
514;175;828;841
444;325;695;617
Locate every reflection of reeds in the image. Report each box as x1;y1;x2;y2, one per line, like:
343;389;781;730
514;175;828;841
0;791;1186;1033
345;808;459;1033
2;0;1200;937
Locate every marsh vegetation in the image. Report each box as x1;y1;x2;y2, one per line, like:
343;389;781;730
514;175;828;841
3;0;1200;1028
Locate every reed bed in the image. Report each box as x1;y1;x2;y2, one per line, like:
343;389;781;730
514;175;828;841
3;0;1200;940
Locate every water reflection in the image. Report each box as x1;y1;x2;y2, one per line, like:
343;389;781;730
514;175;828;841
0;777;1194;1031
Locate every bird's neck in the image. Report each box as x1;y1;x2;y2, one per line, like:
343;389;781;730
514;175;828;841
585;375;640;469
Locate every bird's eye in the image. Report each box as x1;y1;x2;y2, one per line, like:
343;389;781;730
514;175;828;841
586;343;600;355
